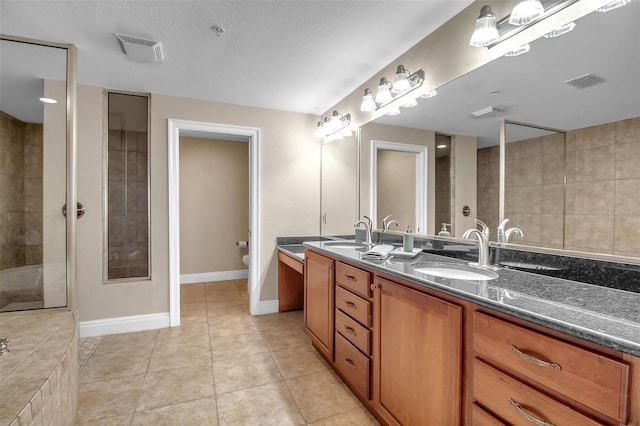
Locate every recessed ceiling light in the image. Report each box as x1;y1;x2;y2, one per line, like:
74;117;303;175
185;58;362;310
211;25;225;36
39;97;57;104
437;144;448;149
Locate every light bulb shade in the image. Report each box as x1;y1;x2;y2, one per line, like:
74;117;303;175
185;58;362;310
469;5;499;47
401;98;417;108
596;0;629;12
375;77;393;104
509;0;544;26
385;107;401;116
544;21;576;38
504;43;530;57
420;89;437;99
315;121;324;138
392;65;411;93
360;88;376;112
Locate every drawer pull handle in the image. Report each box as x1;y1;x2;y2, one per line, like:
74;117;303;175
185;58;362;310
345;274;357;281
509;399;554;426
345;326;357;336
345;301;357;309
344;358;357;369
509;345;561;372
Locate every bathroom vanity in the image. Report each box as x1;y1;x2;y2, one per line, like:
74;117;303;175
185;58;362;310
303;241;640;425
277;246;305;312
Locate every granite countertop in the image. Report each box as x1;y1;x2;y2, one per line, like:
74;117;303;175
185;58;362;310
304;240;640;358
278;244;305;261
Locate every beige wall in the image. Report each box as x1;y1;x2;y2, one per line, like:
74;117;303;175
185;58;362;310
377;150;416;231
476;117;640;258
451;134;478;237
179;137;249;274
76;83;320;321
360;122;435;233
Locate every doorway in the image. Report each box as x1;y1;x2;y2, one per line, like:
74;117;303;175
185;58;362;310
370;140;428;233
168;119;259;326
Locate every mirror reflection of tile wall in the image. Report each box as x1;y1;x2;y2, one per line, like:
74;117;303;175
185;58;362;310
0;111;43;270
477;117;640;258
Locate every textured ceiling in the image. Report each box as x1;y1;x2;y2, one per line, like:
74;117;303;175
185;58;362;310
0;0;473;122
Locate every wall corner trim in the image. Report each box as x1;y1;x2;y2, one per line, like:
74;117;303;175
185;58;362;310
79;312;169;338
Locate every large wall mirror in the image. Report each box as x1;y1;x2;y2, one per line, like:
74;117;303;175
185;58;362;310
1;35;76;312
320;1;639;262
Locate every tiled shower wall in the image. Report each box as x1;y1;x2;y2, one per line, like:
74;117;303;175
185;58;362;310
0;111;43;270
477;117;640;258
107;129;149;279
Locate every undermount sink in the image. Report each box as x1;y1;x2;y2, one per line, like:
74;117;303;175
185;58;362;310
413;264;499;281
324;241;370;250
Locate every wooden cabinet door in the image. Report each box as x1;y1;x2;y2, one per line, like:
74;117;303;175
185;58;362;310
373;277;462;425
304;250;335;361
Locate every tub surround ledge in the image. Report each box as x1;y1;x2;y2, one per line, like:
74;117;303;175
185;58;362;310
0;309;79;426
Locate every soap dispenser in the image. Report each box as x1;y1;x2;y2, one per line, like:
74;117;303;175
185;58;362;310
403;225;414;252
438;223;452;237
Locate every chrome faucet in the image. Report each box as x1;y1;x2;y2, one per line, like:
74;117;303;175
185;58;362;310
463;219;491;268
354;216;374;245
382;215;400;231
497;219;524;244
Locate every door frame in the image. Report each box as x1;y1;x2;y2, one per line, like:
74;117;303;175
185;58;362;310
168;119;259;326
370;140;428;233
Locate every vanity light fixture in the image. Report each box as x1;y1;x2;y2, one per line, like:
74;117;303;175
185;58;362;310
504;43;530;56
509;0;544;25
544;21;576;38
470;0;582;49
401;98;418;108
39;97;58;104
315;111;352;139
359;66;425;113
596;0;630;12
469;5;499;47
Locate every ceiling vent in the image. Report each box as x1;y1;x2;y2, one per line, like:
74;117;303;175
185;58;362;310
472;106;506;117
115;33;164;62
564;73;605;89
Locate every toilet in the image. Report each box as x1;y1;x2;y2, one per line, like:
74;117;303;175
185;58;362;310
242;254;250;266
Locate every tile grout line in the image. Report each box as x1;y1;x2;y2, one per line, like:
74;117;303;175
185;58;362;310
128;328;160;425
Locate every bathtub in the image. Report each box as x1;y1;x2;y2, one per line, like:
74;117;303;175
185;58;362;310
0;265;44;311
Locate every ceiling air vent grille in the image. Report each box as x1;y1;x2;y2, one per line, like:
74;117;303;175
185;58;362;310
564;73;605;89
115;33;164;62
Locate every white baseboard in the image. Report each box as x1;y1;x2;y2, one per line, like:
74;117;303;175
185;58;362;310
180;270;248;284
80;312;170;338
256;300;279;315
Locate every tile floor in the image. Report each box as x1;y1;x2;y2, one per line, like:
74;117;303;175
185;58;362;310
77;280;379;425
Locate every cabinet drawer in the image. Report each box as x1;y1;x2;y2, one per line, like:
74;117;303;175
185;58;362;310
335;285;372;327
335;332;370;400
473;312;629;422
336;261;371;298
471;404;505;426
335;309;370;355
473;359;602;425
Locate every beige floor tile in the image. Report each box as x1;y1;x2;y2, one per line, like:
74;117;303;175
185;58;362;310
131;397;218;426
80;351;151;384
76;414;133;425
206;302;249;317
205;294;245;307
136;365;215;412
253;310;304;331
213;352;283;394
147;339;212;372
77;374;144;422
286;370;360;423
205;280;238;291
308;407;380;425
260;326;310;351
156;322;210;346
216;382;304;426
210;332;269;360
271;345;329;379
208;314;258;337
181;309;210;325
93;329;158;357
181;299;207;311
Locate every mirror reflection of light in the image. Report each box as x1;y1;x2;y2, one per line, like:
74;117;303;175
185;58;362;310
39;97;57;104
